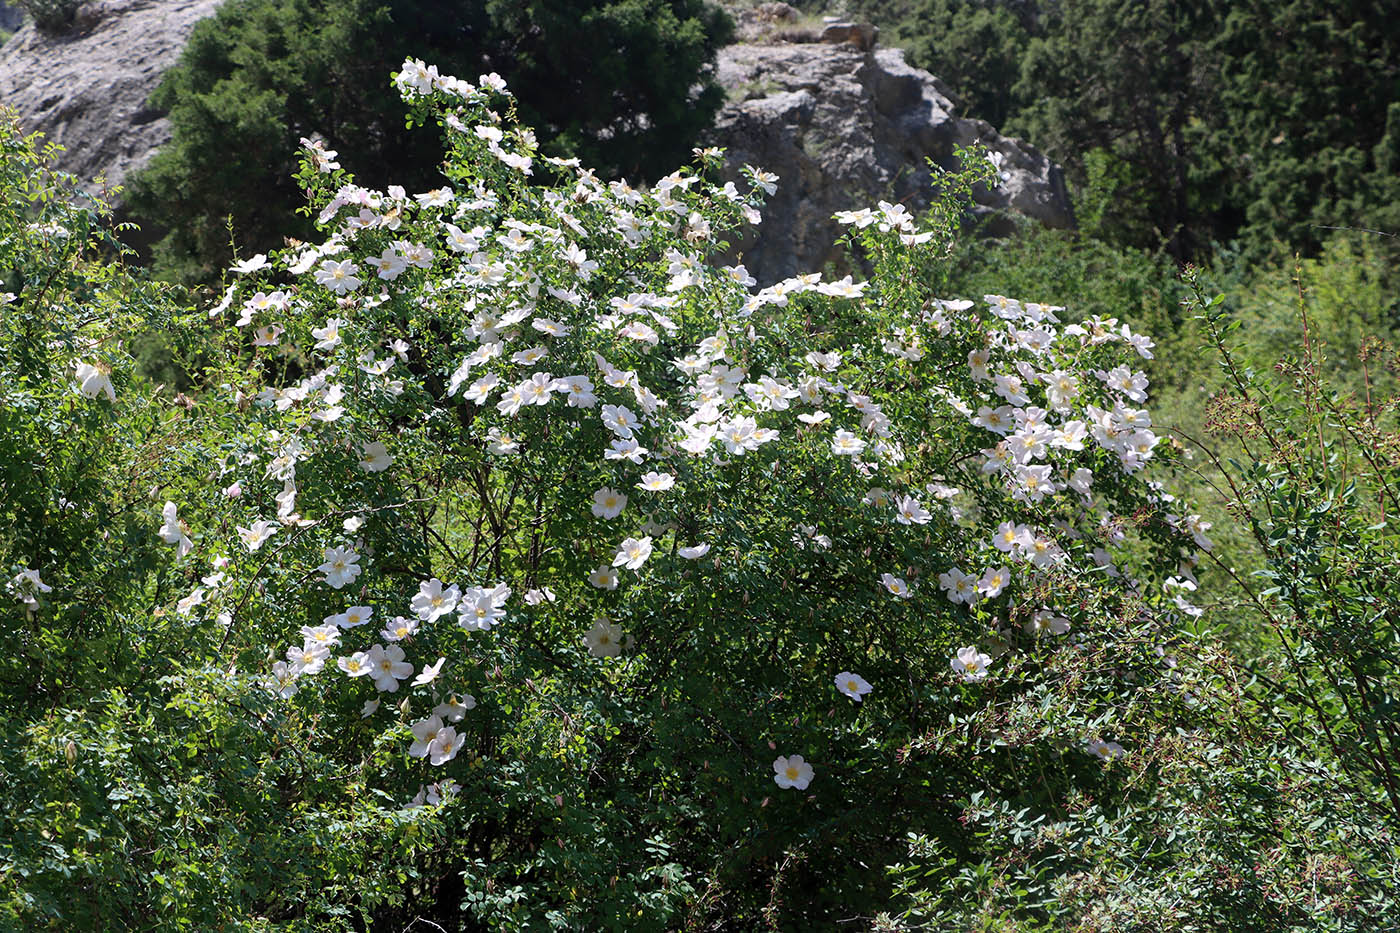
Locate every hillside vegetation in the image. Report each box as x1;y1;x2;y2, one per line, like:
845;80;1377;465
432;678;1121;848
2;1;1399;929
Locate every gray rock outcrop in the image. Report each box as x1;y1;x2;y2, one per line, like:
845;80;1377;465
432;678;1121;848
819;21;878;51
729;2;801;43
0;0;220;196
710;41;1074;283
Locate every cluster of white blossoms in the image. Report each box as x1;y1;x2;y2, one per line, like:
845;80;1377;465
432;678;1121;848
268;568;504;750
6;568;51;612
829;290;1193;693
149;61;1198;792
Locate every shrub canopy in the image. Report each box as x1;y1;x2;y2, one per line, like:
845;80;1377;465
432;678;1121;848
11;56;1397;929
5;61;1213;927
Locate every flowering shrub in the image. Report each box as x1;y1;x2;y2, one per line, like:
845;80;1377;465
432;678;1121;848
0;111;466;931
125;61;1209;926
2;60;1230;926
886;273;1400;931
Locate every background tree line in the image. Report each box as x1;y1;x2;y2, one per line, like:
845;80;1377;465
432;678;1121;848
844;0;1400;261
128;0;1400;279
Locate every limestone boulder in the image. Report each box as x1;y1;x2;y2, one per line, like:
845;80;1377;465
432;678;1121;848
0;0;220;197
710;41;1074;283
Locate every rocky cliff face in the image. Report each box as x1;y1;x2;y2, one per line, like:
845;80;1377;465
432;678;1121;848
0;0;219;197
709;39;1074;283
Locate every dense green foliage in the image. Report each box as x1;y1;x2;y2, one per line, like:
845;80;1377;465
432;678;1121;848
128;0;733;282
10;0;78;32
0;113;448;931
865;0;1400;260
7;5;1400;924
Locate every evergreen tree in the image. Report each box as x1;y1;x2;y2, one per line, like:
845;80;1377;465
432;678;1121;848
869;0;1400;259
128;0;733;281
1207;0;1400;252
888;0;1037;130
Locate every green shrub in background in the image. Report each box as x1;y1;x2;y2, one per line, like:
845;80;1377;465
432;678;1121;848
1221;237;1400;393
127;0;733;284
1183;265;1400;835
863;0;1400;264
12;0;78;32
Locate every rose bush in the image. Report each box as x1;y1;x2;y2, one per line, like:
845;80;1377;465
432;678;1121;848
1;61;1218;928
178;62;1206;926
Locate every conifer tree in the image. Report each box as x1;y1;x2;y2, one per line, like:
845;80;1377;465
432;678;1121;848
128;0;733;281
